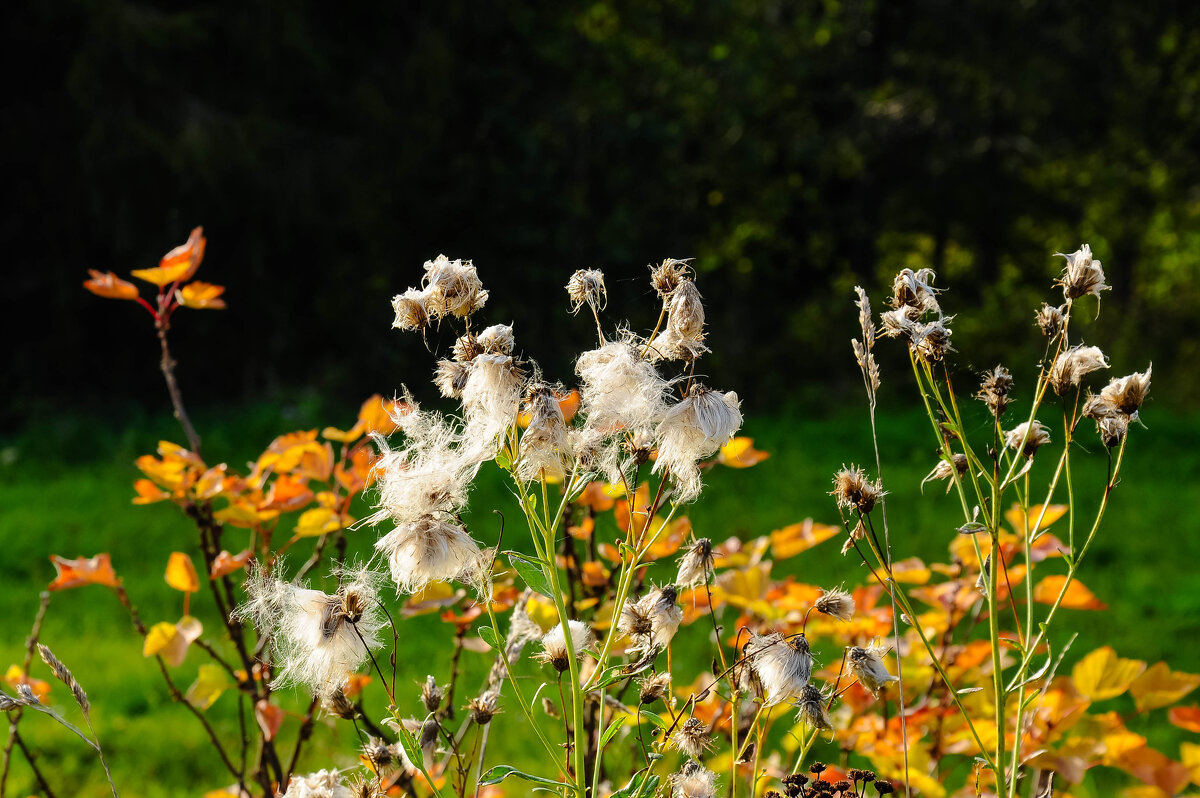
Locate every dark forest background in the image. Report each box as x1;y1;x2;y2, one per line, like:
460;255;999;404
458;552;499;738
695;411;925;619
6;0;1199;429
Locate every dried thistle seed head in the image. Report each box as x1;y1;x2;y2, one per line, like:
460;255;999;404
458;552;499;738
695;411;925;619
921;453;968;492
676;537;715;589
567;269;607;314
653;384;743;503
421;255;488;319
977;365;1013;419
671;760;718;798
535;620;591;672
1004;420;1051;458
420;675;443;714
889;267;941;315
361;737;396;770
282;768;351;797
793;683;833;731
434;359;471;399
467;691;500;725
1036;303;1065;337
460;353;526;452
847;643;899;697
650;258;692;298
322;688;357;719
911;318;954;364
1096;412;1129;447
452;332;482;362
638;672;672;705
667;279;705;339
391;288;429;332
745;632;812;706
831;465;885;514
879;305;922;339
1098;365;1152;418
1049;345;1109;395
576;340;670;435
624;429;656;465
518;383;571;482
814;586;855;622
670;717;714;759
618;599;655;642
476;324;515;356
1055;244;1110;302
374;516;485;594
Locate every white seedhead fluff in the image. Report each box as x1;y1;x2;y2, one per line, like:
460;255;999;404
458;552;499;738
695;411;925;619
743;631;812;706
374;517;485;594
518;384;571;482
848;642;900;697
461;353;525;456
282;768;354;798
671;761;718;798
535;620;592;673
654;384;742;503
421;255;488;319
575;340;669;435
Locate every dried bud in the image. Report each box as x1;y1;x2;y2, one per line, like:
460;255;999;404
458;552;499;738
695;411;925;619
624;429;656;465
911;318;954;364
1036;303;1065;337
421;675;443;714
1055;244;1109;302
361;737;396;770
814;586;855;622
567;269;607;314
847;643;899;697
1049;345;1109;395
468;692;500;725
1005;420;1051;458
477;324;515;356
831;465;885;514
676;538;715;589
921;453;968;492
638;672;671;705
422;255;488;319
874;780;896;795
667;280;705;339
649;258;692;298
322;688;357;720
391;288;429;332
671;760;717;798
977;365;1013;419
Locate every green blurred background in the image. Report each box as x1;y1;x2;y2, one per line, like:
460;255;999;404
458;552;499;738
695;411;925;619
3;0;1200;795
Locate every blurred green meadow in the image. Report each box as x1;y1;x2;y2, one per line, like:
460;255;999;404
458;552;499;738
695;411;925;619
2;394;1198;796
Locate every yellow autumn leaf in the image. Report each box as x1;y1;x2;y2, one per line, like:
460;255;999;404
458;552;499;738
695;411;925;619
294;506;342;538
175;281;226;309
1072;646;1147;702
144;617;203;667
1129;662;1200;713
770;519;840;559
1005;503;1068;535
891;556;932;585
717;437;770;468
143;622;178;658
186;664;231;710
164;552;200;593
1181;741;1200;784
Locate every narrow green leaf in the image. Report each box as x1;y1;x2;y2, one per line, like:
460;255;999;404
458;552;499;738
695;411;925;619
478;765;570;788
507;552;555;598
598;716;626;751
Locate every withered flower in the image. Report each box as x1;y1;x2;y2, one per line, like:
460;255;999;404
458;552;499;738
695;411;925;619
1036;303;1065;337
1049;345;1109;395
1055;244;1109;302
567;268;608;314
847;643;899;697
676;538;715;589
793;684;833;731
670;717;714;759
977;365;1013;419
1005;420;1051;458
831;465;885;514
638;672;671;705
391;288;429;332
814;586;855;622
650;258;692;298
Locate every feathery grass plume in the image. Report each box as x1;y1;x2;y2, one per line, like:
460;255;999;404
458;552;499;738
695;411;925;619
921;453;968;492
518;383;571;482
814;586;855;622
37;643;89;714
421;255;488;319
433;359;471;399
576;339;670;435
535;620;592;673
847;643;899;697
420;675;444;714
1097;365;1152;418
852;286;881;404
476;323;515;355
670;716;714;759
468;691;500;725
1049;344;1109;395
374;516;486;594
237;563;385;699
1036;302;1065;337
977;365;1013;419
889;267;941;315
676;538;714;589
1055;244;1109;302
1005;420;1051;458
567;268;608;314
831;464;885;515
390;288;429;332
283;768;355;798
650;257;692;298
793;683;833;731
744;632;813;706
653;384;742;503
461;352;526;454
672;760;718;798
638;672;671;705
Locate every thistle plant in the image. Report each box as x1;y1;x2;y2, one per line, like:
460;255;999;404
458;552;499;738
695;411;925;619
4;231;1196;798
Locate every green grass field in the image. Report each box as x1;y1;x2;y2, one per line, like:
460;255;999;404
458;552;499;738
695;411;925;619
2;397;1198;796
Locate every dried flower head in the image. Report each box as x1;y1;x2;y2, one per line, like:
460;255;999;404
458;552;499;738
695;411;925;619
666;279;705;339
1004;420;1051;458
977;365;1013;419
433;359;471;399
744;632;813;706
831;465;885;514
535;620;591;672
650;258;692;298
814;587;855;622
911;318;954;364
1049;345;1109;395
671;760;718;798
283;768;354;798
452;332;482;362
654;385;742;503
889;267;941;315
461;353;525;453
638;672;672;705
671;717;714;759
421;255;488;319
676;538;715;589
468;691;500;725
847;643;899;697
1098;365;1152;418
391;288;429;332
879;305;921;340
361;737;397;772
567;269;608;314
476;324;515;356
322;688;357;720
374;516;485;594
618;598;655;642
921;453;968;493
1055;244;1109;302
420;675;443;714
1036;303;1065;337
576;340;669;435
642;584;684;653
793;684;833;731
518;383;571;482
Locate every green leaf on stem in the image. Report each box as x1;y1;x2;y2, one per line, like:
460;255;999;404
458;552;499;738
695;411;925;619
507;552;555;598
478;765;571;788
598;715;626;750
610;770;660;798
478;625;500;651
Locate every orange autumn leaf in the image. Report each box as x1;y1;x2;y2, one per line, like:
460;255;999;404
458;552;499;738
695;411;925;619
257;474;314;512
132;478;171;505
210;549;253;580
4;666;51;700
213;499;278;528
642;516;692;558
1130;662;1200;713
581;561;610;587
1033;575;1107;610
131;227;206;287
1005;503;1068;535
343;673;372;699
717;437;770;468
576;481;616;512
176;281;226;309
614;482;652;534
48;553;119;591
1115;744;1191;795
358;394;404;436
83;269;140;300
567;516;595;540
1170;706;1200;733
1072;646;1147;701
164;552;200;593
255;699;285;741
556;389;581;424
770;519;840;559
